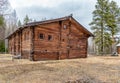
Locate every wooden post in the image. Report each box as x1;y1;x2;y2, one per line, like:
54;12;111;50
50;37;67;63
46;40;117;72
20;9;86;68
30;26;34;61
18;31;20;55
8;38;9;54
58;21;62;60
13;34;15;55
20;29;22;58
67;17;72;59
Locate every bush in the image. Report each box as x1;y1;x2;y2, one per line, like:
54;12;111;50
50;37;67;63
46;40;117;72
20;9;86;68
0;16;4;26
0;40;5;52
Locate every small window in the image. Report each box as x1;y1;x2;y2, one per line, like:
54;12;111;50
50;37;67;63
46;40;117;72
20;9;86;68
63;24;67;29
39;33;44;39
48;35;52;41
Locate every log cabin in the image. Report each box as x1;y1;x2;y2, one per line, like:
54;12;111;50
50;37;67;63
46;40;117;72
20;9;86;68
6;15;93;61
116;43;120;55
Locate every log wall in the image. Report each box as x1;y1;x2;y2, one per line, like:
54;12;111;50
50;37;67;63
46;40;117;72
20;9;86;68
33;22;60;60
117;46;120;54
8;19;89;60
21;27;31;59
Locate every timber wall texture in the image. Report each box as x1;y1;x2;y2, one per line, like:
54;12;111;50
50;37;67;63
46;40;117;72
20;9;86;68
21;27;31;59
33;22;60;60
33;20;88;60
8;19;89;60
117;46;120;54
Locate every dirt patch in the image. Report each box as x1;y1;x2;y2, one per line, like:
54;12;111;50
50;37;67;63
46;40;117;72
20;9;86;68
0;54;120;83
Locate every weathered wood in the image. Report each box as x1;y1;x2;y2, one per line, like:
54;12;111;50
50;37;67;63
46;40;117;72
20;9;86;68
30;26;34;61
7;16;92;61
58;21;62;60
20;29;22;57
117;46;120;54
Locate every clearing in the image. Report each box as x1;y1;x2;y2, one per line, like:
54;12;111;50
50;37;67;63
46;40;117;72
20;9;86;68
0;54;120;83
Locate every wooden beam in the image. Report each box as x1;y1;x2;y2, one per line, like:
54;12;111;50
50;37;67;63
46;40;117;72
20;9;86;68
67;20;71;59
37;25;59;34
20;29;22;57
58;21;62;60
30;26;34;61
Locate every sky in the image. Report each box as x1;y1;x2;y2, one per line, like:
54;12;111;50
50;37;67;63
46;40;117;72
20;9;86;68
9;0;120;31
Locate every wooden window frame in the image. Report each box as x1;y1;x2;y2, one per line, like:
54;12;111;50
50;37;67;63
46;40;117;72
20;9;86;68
39;33;44;40
48;35;52;41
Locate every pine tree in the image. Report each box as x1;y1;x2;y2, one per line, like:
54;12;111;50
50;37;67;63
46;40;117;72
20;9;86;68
90;0;120;55
0;16;4;27
106;1;120;53
0;40;5;52
90;0;109;54
0;0;14;53
107;1;120;36
23;15;32;24
18;20;22;27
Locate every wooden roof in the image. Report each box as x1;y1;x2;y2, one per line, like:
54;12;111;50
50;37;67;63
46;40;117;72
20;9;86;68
6;15;93;39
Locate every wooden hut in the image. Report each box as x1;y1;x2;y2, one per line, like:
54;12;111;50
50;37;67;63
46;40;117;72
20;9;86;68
116;43;120;54
6;15;93;61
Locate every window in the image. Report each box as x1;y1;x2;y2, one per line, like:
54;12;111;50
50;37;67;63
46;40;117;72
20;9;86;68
39;33;44;39
48;35;52;41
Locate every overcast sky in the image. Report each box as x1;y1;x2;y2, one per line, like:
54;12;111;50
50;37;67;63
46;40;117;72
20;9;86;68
9;0;120;31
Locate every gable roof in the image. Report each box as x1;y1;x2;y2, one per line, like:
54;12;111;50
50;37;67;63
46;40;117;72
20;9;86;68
6;15;93;39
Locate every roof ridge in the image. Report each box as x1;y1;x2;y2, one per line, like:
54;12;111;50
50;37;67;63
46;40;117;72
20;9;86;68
26;14;73;25
6;14;93;39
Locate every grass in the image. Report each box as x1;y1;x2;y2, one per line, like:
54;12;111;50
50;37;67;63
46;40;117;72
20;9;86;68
0;54;120;83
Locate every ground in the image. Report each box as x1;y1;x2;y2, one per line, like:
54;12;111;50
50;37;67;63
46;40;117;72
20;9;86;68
0;54;120;83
